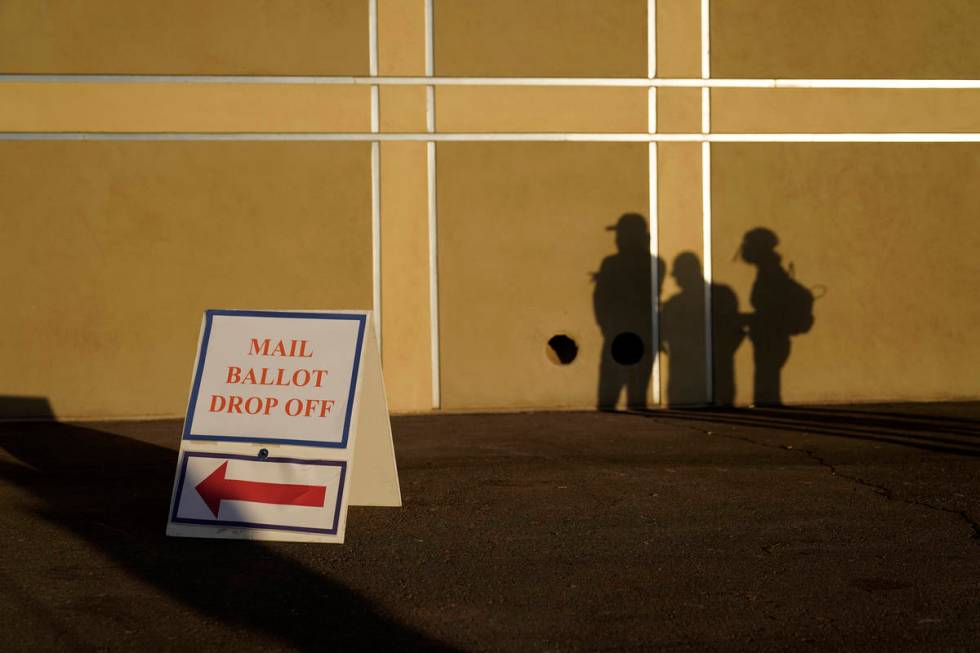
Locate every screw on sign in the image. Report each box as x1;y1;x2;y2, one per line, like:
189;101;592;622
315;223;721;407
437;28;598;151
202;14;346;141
194;461;327;518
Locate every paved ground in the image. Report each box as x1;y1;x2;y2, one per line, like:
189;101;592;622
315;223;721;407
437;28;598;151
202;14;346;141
0;404;978;651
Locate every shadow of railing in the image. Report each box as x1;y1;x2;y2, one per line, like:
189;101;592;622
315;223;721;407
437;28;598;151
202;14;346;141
635;404;980;458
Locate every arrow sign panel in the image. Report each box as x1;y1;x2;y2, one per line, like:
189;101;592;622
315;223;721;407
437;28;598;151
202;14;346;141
195;461;327;517
171;452;346;535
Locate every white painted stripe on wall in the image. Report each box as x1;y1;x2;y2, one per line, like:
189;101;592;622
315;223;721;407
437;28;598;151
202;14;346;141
426;86;435;133
648;0;661;406
368;0;379;77
707;79;980;90
424;0;434;77
648;142;661;407
5;132;980;142
701;87;711;135
706;133;980;142
701;141;714;404
424;0;441;409
648;86;658;134
426;141;440;410
368;0;381;349
647;0;657;79
8;75;980;89
701;0;714;404
371;141;382;349
371;86;380;133
700;0;711;80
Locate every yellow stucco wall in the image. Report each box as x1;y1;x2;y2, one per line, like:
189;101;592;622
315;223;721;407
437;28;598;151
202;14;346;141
435;87;647;134
434;0;646;77
0;83;370;133
0;0;368;74
1;1;979;417
714;90;980;134
0;143;372;419
711;0;980;79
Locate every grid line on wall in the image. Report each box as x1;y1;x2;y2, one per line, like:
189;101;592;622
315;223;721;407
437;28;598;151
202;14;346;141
424;0;441;409
647;0;661;406
7;75;980;89
6;132;980;142
369;0;382;353
700;0;714;404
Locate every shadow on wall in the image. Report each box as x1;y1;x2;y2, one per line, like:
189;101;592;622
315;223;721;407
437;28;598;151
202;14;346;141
592;214;663;410
594;224;817;409
736;227;817;406
661;252;743;406
0;396;55;420
0;419;456;650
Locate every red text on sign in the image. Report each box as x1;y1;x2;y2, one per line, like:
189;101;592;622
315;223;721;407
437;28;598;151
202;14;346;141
225;366;329;388
248;338;314;358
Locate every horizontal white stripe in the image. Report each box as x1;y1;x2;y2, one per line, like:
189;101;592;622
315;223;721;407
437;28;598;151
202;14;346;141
3;132;980;142
708;133;980;142
4;74;980;89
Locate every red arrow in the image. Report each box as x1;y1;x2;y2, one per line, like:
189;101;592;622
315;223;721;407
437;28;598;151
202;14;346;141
195;461;326;518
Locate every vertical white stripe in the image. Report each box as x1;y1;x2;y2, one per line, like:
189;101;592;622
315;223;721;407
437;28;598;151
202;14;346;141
371;142;382;350
369;0;381;349
426;86;435;133
700;0;713;404
700;0;711;134
647;0;657;78
424;0;434;76
647;0;661;406
648;86;658;135
701;142;713;403
425;0;441;408
648;143;661;407
368;0;379;76
701;88;711;135
427;141;440;408
700;0;710;80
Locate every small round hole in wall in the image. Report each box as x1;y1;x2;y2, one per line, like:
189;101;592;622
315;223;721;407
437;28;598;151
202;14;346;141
611;332;644;365
546;335;578;365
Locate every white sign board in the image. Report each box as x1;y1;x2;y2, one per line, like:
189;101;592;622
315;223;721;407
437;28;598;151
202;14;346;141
166;309;400;543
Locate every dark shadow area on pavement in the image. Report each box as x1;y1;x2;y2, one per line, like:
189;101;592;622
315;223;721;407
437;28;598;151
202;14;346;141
0;421;456;651
0;395;55;420
637;404;980;457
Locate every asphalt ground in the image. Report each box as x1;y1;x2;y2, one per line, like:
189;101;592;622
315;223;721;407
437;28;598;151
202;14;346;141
0;404;978;652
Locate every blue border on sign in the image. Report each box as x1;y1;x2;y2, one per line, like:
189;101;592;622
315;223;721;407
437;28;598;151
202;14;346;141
170;451;347;535
182;309;366;449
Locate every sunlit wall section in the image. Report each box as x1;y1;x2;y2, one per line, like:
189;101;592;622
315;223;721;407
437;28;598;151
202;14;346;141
0;0;369;74
0;143;373;419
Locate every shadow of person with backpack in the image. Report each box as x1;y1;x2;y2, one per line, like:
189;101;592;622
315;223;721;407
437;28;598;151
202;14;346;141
738;227;815;406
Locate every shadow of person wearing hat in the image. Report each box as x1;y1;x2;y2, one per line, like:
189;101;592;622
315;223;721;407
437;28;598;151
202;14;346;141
592;213;663;410
739;227;815;406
